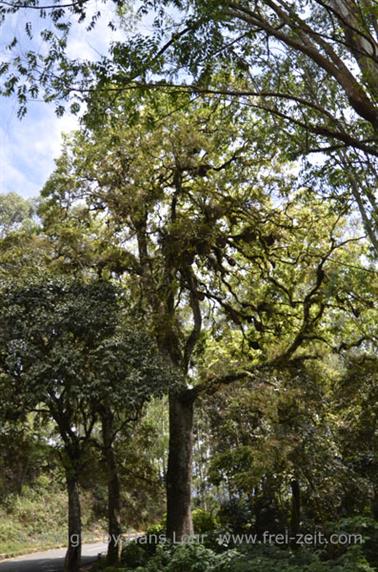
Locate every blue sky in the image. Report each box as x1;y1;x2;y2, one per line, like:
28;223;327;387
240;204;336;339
0;4;142;198
0;95;78;198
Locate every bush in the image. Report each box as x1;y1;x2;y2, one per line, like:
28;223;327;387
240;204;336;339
217;499;254;534
192;509;219;535
145;523;166;537
166;544;217;572
123;542;149;568
322;516;378;568
119;542;378;572
133;544;217;572
125;523;167;558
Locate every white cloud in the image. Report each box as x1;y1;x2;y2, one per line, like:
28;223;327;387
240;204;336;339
0;5;123;199
0;99;78;197
0;2;140;199
67;3;127;61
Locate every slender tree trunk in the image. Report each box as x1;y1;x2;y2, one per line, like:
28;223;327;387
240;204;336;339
166;393;194;542
290;478;301;545
64;472;82;572
372;486;378;520
101;409;123;564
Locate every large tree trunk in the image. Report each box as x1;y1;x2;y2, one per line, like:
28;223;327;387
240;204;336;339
166;393;194;542
64;472;82;572
101;409;123;564
330;0;378;98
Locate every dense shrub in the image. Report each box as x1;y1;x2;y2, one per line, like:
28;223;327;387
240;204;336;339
217;499;254;534
123;542;149;568
113;542;377;572
323;516;378;568
192;509;219;535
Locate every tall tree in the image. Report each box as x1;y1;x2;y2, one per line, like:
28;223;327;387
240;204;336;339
0;273;179;568
40;90;375;541
90;323;177;563
0;280;120;571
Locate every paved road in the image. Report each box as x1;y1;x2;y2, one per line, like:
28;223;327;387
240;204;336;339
0;542;107;572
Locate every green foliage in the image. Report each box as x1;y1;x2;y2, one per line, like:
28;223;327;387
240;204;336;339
133;544;217;572
137;523;167;555
200;352;378;530
114;543;378;572
145;523;166;537
0;277;177;427
33;89;377;568
0;275;179;560
323;517;378;568
0;193;36;238
0;474;99;557
0;50;377;572
123;542;149;568
40;89;377;390
216;498;255;535
192;509;218;535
